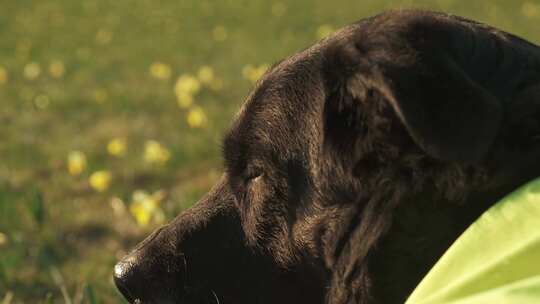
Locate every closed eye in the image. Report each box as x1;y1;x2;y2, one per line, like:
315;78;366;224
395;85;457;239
233;172;262;206
228;166;264;205
244;171;263;185
240;163;262;180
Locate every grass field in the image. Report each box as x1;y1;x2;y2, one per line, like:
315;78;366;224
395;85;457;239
1;1;539;303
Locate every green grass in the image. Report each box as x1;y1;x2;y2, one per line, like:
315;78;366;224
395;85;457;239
0;1;539;303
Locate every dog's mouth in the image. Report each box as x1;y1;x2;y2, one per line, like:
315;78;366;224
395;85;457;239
179;287;222;304
112;269;137;304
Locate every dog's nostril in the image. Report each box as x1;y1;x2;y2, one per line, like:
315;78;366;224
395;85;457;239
113;256;140;303
114;258;133;281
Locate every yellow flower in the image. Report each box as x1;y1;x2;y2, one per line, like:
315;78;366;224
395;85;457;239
107;138;127;157
89;170;112;192
0;66;8;84
67;150;87;176
110;197;127;217
130;202;152;226
174;74;201;97
316;24;335;39
522;2;540;18
258;64;270;74
241;65;254;80
197;66;214;84
93;89;108;103
186;106;207;128
129;190;166;227
34;94;50;109
149;62;172;80
144;140;171;165
96;28;113;44
212;25;228;42
49;60;65;78
0;232;7;247
176;91;194;109
242;64;269;83
23;62;41;80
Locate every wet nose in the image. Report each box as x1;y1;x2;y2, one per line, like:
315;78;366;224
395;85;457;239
113;254;144;303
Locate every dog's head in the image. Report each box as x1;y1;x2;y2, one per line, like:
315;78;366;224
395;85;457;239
114;10;540;304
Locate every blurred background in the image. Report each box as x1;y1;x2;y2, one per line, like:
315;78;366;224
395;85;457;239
0;0;539;303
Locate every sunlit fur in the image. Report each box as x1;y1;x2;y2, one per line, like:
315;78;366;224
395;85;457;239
114;9;540;304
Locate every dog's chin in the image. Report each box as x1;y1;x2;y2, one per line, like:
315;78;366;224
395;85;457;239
123;297;177;304
123;289;220;304
118;290;178;304
180;288;224;304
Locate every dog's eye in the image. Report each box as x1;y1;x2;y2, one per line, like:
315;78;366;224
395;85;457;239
244;171;262;185
231;170;262;204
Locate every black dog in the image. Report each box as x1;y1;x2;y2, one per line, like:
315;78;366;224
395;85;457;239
114;9;540;304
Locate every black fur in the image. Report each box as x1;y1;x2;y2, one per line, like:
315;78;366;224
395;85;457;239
114;10;540;304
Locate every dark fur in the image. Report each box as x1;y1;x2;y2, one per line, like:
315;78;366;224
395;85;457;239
114;10;540;304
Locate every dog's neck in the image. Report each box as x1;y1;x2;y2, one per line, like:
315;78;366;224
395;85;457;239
367;174;535;304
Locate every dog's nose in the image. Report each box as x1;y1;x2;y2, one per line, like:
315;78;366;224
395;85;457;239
113;254;144;303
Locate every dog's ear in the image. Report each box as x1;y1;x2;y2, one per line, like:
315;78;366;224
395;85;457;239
324;11;537;163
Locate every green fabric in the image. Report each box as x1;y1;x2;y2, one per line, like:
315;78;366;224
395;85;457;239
405;178;540;304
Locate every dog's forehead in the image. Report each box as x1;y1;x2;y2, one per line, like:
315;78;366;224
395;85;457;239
222;22;371;170
224;47;327;166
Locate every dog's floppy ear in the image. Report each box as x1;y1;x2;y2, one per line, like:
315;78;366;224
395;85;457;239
324;11;538;163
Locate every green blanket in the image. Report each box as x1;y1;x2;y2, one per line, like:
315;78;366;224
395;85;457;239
406;178;540;304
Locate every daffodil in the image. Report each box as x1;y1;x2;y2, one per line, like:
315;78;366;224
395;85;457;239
107;137;127;157
186;106;207;128
0;232;7;246
259;64;270;76
110;197;127;217
316;24;335;39
174;74;201;97
176;91;194;108
96;28;113;44
67;150;87;176
242;64;269;83
144;140;171;165
49;60;65;78
0;66;8;84
241;65;254;80
23;62;41;80
174;74;201;109
89;170;112;192
197;66;214;84
149;62;172;80
522;2;540;18
129;190;166;227
93;89;108;103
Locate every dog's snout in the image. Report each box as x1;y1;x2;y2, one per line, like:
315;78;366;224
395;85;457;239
114;178;241;303
113;254;143;303
113;226;189;303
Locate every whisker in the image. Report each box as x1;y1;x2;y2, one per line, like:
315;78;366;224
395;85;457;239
211;290;220;304
182;255;189;285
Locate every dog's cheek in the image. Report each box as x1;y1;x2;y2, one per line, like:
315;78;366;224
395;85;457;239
238;178;281;246
290;209;330;260
242;207;300;267
242;180;310;266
